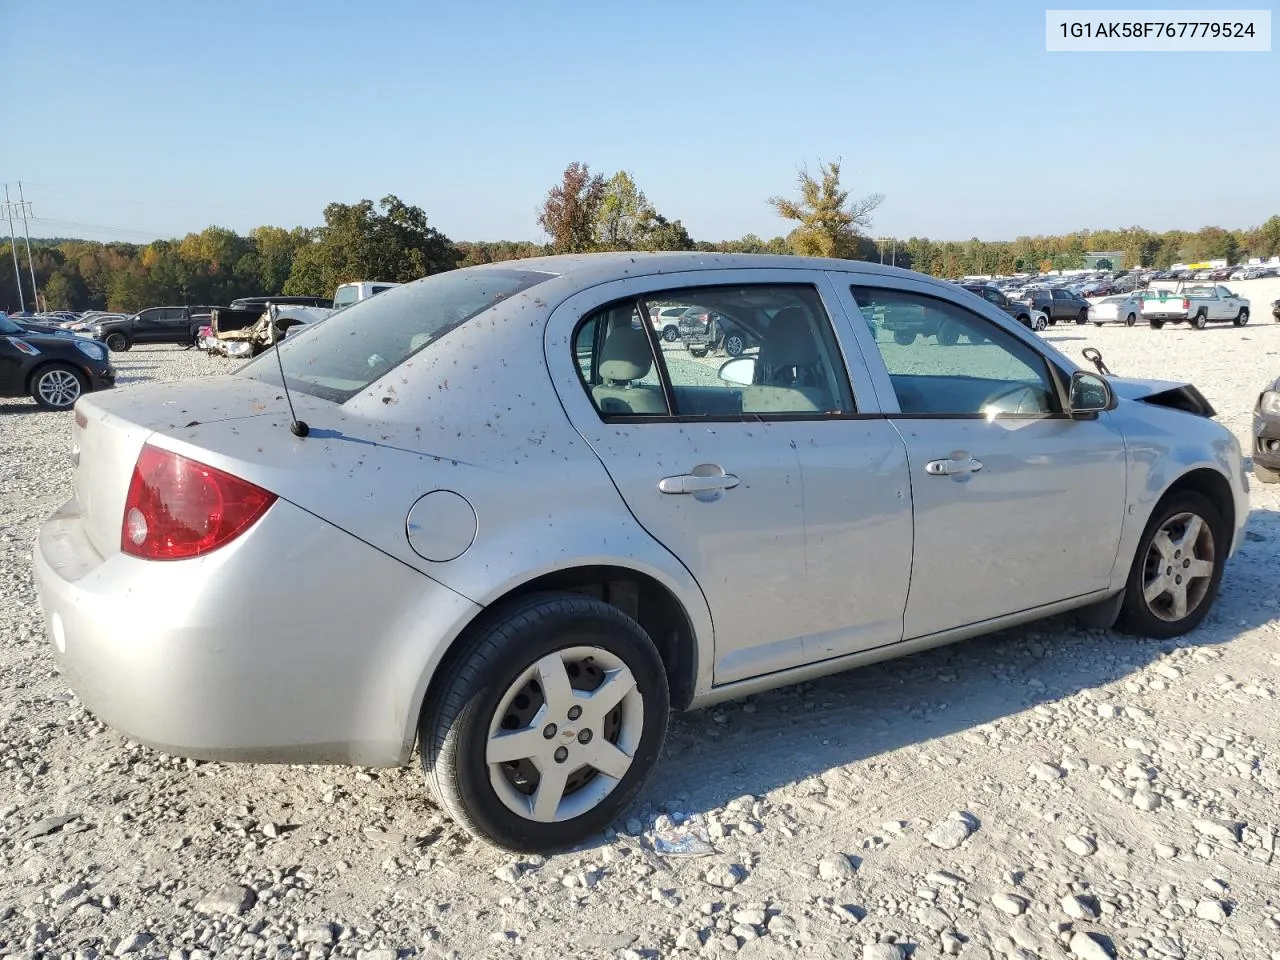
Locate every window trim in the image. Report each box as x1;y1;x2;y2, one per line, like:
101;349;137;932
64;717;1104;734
571;282;863;424
847;283;1072;420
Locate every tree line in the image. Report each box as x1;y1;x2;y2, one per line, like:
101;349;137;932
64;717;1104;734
3;161;1278;314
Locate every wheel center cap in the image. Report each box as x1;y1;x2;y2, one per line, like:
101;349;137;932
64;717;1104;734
561;728;577;741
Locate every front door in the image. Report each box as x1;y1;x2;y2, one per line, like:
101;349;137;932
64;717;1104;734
839;279;1127;639
548;271;913;685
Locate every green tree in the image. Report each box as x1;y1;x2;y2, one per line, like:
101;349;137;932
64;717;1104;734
282;195;459;295
769;160;883;259
538;162;606;254
594;171;650;250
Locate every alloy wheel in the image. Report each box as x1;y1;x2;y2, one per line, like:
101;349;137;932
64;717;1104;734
486;646;644;823
1141;511;1215;622
36;369;83;409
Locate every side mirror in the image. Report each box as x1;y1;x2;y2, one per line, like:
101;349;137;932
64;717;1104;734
1069;370;1113;419
718;356;755;386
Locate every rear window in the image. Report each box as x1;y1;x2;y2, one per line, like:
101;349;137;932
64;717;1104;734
240;268;554;403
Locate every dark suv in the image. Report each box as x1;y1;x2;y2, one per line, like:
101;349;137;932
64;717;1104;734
1023;287;1090;325
90;305;221;352
960;284;1034;329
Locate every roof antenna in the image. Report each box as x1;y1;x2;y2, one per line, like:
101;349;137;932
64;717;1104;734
270;307;309;437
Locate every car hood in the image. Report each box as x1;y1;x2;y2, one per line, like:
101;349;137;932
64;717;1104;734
7;331;86;350
1109;376;1216;418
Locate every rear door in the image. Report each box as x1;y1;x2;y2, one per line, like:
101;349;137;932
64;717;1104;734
831;276;1127;639
547;269;913;685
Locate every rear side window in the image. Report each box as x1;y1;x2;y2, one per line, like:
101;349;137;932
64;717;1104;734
240;269;553;403
574;284;854;420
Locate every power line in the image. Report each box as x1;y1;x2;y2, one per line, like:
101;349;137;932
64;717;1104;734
28;217;171;242
2;185;26;311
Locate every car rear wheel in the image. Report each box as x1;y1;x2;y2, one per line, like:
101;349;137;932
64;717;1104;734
723;333;746;357
662;326;679;342
893;330;916;346
1149;320;1164;330
1114;491;1225;639
420;594;669;852
1233;308;1249;327
104;332;130;352
690;347;707;358
30;363;87;411
1125;313;1137;327
1193;310;1208;329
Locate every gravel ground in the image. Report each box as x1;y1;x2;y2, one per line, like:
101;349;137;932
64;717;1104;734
2;316;1279;960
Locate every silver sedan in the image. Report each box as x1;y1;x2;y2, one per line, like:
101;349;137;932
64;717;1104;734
33;254;1249;852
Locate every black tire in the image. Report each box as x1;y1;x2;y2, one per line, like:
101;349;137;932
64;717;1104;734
691;347;707;358
936;321;960;346
104;332;130;352
419;594;669;852
1016;313;1031;329
1094;322;1104;327
1193;310;1208;330
1114;490;1227;639
1125;313;1137;327
1075;309;1089;325
1149;320;1164;330
29;362;87;411
723;332;746;357
893;330;916;346
1048;318;1057;326
1255;465;1280;484
1233;308;1249;327
662;326;679;342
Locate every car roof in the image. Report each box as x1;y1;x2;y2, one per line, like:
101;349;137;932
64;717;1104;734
462;251;952;292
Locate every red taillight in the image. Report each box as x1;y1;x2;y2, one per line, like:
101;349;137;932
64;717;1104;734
1181;299;1189;309
121;444;276;560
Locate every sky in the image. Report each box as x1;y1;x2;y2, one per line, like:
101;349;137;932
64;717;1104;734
2;0;1277;245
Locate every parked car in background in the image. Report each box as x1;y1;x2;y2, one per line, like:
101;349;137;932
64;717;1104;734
677;306;758;357
1272;298;1280;322
32;253;1249;852
332;281;401;310
960;283;1035;330
1143;286;1250;329
88;305;220;352
1088;293;1144;327
0;312;114;410
1022;287;1090;325
1081;280;1116;298
649;304;689;342
1254;377;1280;483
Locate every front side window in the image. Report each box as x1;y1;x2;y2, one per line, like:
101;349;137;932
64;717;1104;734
574;284;854;420
240;268;554;403
852;286;1060;417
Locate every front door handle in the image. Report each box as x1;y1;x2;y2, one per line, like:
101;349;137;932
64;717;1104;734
658;472;740;495
925;457;983;476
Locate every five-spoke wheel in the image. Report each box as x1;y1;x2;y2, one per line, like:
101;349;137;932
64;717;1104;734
420;594;668;852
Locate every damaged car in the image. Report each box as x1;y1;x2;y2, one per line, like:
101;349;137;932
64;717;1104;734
1254;376;1280;483
33;253;1248;853
208;301;333;358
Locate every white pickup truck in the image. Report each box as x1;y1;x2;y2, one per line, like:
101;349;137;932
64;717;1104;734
1142;284;1251;330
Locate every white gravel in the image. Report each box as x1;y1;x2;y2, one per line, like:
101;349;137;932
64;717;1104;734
2;320;1279;959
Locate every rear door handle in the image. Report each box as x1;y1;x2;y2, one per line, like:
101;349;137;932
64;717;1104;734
925;457;983;476
658;472;740;495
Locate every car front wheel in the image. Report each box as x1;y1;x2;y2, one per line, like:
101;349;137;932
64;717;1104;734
420;594;670;852
104;332;130;352
1115;491;1226;639
30;363;87;411
662;325;679;342
723;333;746;357
1076;309;1088;325
1233;308;1249;327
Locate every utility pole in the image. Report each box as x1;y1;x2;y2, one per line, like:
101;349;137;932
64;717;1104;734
18;183;39;312
4;185;24;312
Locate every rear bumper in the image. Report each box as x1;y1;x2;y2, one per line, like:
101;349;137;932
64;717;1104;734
33;496;480;766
